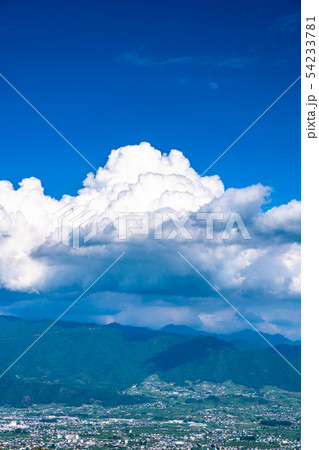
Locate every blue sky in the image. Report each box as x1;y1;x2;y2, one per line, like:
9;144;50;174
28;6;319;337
0;0;301;336
1;0;300;204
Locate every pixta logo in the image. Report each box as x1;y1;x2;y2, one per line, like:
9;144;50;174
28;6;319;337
117;212;251;241
53;202;98;249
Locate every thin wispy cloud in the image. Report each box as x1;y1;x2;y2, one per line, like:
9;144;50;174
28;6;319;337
218;55;255;69
121;50;212;67
272;12;300;33
122;49;255;71
176;77;188;85
208;81;218;90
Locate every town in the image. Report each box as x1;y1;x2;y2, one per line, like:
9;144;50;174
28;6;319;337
0;377;300;449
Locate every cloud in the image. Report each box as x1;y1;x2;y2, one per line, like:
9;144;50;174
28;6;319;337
0;143;300;335
254;200;300;236
122;50;254;72
0;177;59;291
272;12;300;33
121;50;212;67
198;310;243;334
218;56;254;69
208;81;218;90
176;77;188;85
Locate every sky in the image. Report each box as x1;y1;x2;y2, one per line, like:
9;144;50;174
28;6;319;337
0;0;301;337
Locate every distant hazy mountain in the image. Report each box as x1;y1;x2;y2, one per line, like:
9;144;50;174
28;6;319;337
160;324;300;348
160;324;211;336
266;343;301;359
0;316;300;407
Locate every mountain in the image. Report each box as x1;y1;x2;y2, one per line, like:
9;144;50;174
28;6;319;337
267;343;301;359
160;324;210;336
160;323;300;349
0;315;300;407
216;329;300;346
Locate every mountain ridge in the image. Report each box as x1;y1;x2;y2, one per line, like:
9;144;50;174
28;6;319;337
0;315;300;344
159;323;301;345
0;315;300;407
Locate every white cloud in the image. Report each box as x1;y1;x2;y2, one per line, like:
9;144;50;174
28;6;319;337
199;310;243;333
254;199;301;235
0;142;300;306
77;142;224;215
0;177;58;291
102;304;195;330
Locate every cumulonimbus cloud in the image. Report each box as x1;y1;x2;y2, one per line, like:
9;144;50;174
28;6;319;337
0;142;300;305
